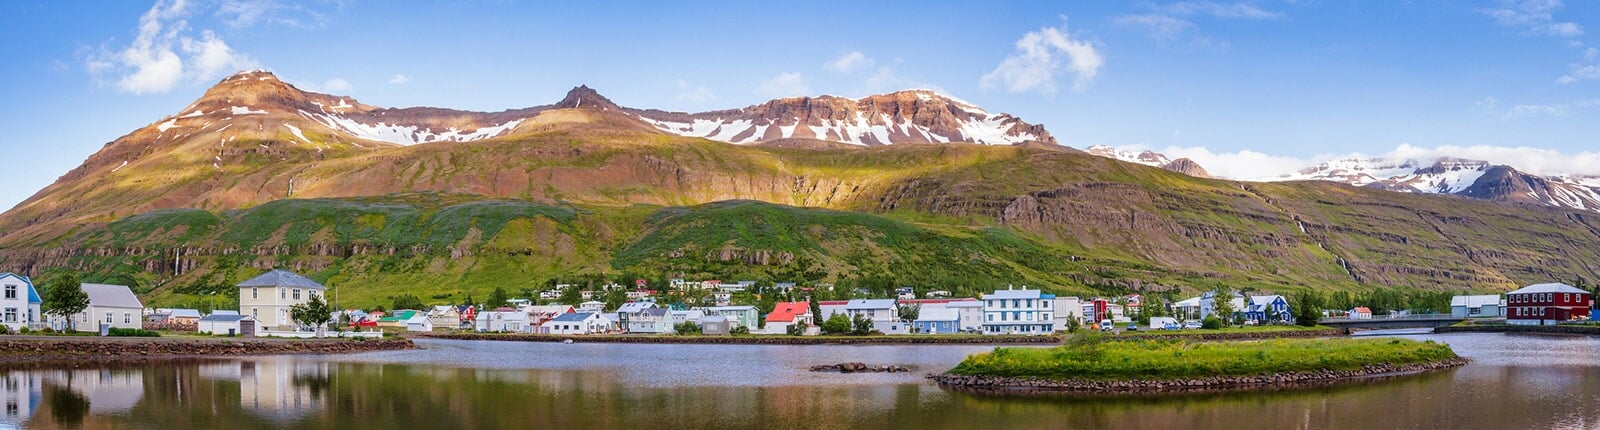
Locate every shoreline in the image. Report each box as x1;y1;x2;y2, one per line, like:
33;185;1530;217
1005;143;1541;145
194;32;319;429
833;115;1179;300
0;336;415;367
415;332;1064;345
1115;327;1341;341
929;357;1469;395
1435;324;1600;336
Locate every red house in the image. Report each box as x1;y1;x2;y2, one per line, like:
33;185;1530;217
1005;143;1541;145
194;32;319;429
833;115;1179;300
1506;283;1593;326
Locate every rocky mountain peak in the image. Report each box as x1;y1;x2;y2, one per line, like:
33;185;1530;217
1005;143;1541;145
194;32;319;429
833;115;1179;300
555;85;622;111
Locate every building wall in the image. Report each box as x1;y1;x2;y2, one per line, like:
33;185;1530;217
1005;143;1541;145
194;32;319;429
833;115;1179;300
75;305;143;330
240;286;321;329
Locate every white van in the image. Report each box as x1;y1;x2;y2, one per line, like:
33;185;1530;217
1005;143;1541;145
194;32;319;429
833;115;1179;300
1099;319;1114;332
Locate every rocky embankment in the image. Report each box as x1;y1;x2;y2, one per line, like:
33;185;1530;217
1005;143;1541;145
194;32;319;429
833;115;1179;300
810;362;912;373
1436;324;1600;336
0;337;414;366
929;357;1468;395
417;332;1060;345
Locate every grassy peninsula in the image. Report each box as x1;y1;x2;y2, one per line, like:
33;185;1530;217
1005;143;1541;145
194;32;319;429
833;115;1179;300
947;336;1459;382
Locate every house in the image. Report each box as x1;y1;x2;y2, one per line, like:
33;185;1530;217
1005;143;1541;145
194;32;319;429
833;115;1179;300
237;269;327;331
773;282;797;293
763;301;814;334
895;287;915;300
197;314;256;336
616;301;657;315
1506;283;1593;326
913;308;961;334
475;308;531;332
711;292;732;306
626;290;657;300
1243;295;1291;324
668;310;705;326
542;312;610;335
0;273;41;332
457;305;477;327
1349;307;1373;320
924;290;951;298
54;284;145;331
578;301;606;313
698;306;759;329
151;308;202;325
981;287;1055;335
1451;295;1503;318
1173;297;1203;320
426;306;461;328
525;305;575;327
1199;291;1246;320
405;315;434;332
840;299;908;334
624;308;675;334
699;315;732;335
1052;297;1084;331
947;301;985;332
377;310;417;328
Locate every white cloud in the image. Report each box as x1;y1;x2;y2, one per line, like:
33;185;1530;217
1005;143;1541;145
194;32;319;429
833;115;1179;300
674;79;716;104
1114;15;1195;41
1559;63;1600;83
87;0;257;94
389;74;409;84
1482;97;1600;118
1586;47;1599;60
825;51;873;74
756;72;809;98
216;0;325;29
981;18;1104;95
1161;1;1283;20
1107;143;1600;180
321;78;352;93
1479;0;1583;38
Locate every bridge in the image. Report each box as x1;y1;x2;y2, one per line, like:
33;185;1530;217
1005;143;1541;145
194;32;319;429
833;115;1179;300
1318;315;1466;334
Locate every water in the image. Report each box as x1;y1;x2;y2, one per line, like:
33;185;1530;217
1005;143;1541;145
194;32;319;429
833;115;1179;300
2;333;1599;429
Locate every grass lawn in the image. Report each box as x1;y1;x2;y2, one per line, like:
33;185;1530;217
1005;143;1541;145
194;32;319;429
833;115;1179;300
947;336;1457;381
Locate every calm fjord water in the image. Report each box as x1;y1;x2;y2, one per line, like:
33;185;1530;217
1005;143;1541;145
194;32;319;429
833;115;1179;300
3;333;1598;429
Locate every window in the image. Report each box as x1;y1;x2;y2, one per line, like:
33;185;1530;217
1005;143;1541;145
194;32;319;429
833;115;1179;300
124;313;131;324
252;307;258;318
281;288;286;299
1043;301;1051;309
2;308;13;323
105;312;113;324
252;287;258;299
293;289;301;300
3;285;13;300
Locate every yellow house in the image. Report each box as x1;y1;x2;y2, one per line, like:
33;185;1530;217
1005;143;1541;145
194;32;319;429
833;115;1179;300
237;270;326;331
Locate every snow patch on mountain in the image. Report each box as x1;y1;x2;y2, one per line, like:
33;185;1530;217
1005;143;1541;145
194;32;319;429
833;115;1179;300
231;106;269;115
300;110;525;145
156;119;178;132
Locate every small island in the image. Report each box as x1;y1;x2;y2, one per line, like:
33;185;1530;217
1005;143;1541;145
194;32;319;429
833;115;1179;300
931;335;1466;394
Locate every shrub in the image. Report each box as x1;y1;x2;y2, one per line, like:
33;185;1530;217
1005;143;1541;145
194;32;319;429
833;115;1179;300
107;327;161;337
786;323;806;336
1201;316;1223;330
674;321;702;336
18;327;29;334
820;314;852;335
850;314;873;335
730;326;750;335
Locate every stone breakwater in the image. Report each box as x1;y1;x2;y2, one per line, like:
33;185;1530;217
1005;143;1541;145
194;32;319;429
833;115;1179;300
928;357;1469;394
1436;324;1600;336
0;337;414;366
1118;328;1341;341
418;333;1061;345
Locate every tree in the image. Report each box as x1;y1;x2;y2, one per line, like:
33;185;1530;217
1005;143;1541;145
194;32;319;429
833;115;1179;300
1201;316;1223;330
461;294;475;307
898;304;920;322
820;313;852;335
786;322;807;336
603;288;627;312
1212;288;1236;327
487;287;510;309
674;321;702;336
290;293;333;333
557;285;583;306
1293;292;1324;327
391;294;425;311
850;313;873;335
41;272;89;332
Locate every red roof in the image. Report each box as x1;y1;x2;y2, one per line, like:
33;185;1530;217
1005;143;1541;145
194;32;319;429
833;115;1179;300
897;298;978;305
766;301;812;323
1352;307;1371;313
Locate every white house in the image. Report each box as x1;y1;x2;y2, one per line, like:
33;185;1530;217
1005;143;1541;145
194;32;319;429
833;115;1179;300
1052;296;1084;330
578;301;606;313
981;288;1055;335
762;301;814;335
668;310;705;326
542;312;610;335
475;308;531;332
624;308;675;334
56;283;144;331
237;269;326;331
197;314;256;336
405;315;434;332
913;308;961;334
1451;295;1503;318
0;273;41;332
425;305;461;328
697;305;760;329
947;301;985;332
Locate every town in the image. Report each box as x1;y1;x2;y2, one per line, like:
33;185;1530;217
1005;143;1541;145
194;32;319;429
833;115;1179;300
1;269;1594;338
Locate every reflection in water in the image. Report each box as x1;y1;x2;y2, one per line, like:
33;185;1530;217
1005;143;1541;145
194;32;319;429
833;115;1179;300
0;333;1595;429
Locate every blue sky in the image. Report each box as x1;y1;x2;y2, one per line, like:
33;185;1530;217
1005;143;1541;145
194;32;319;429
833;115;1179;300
2;0;1599;210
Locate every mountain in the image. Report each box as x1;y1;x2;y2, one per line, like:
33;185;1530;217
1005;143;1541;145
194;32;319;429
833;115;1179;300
3;71;1600;309
1080;147;1600;212
628;90;1054;146
1084;145;1211;178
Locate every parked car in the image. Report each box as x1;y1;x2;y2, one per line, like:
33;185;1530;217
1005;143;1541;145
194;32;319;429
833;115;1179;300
1125;323;1139;331
1182;321;1203;330
1099;319;1114;332
1162;322;1180;330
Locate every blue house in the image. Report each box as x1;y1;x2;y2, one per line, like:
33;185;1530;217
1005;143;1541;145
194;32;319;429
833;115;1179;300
1243;295;1291;324
912;308;961;334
